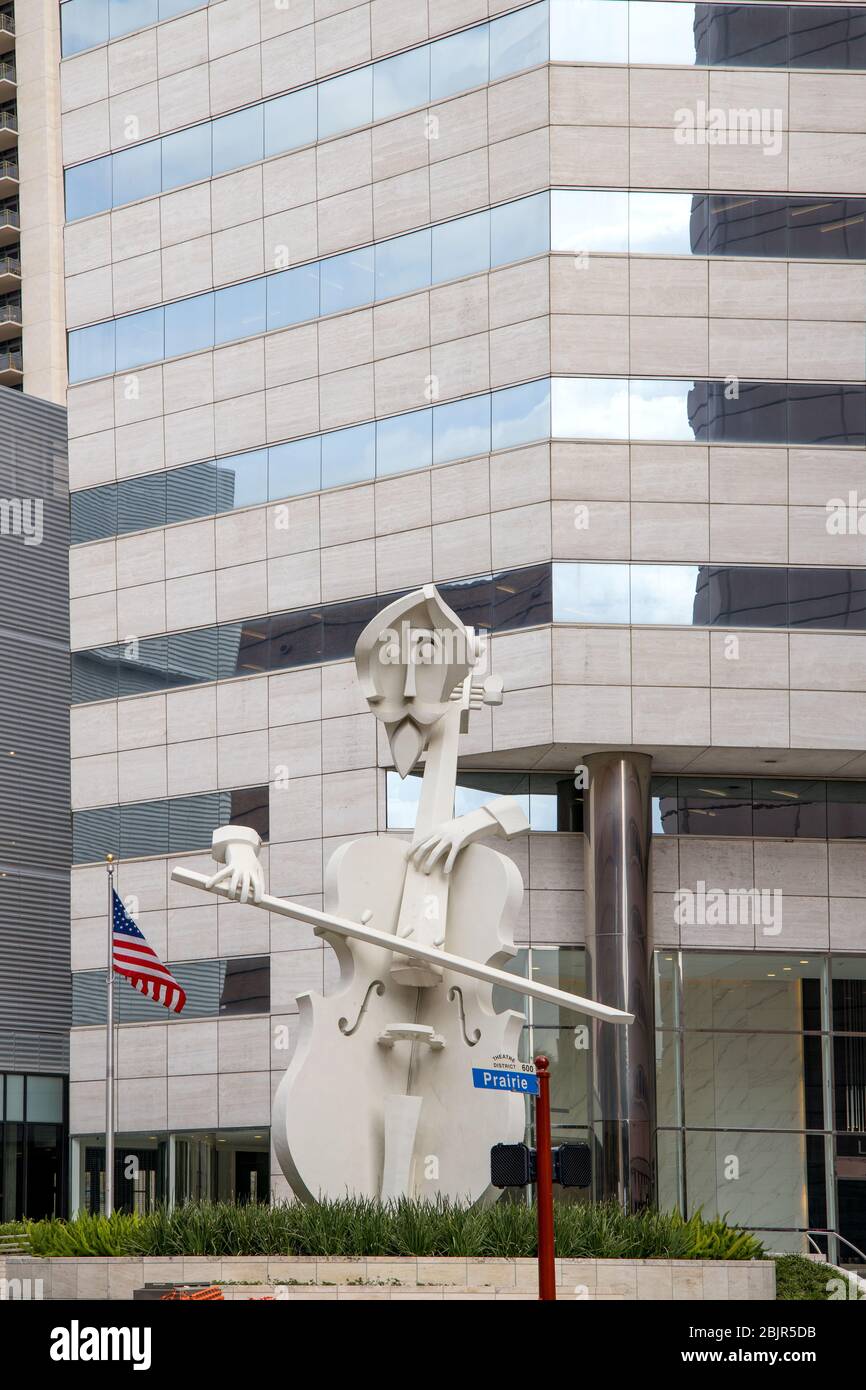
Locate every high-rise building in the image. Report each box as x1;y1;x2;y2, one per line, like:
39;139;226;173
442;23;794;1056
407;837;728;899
62;0;866;1258
0;384;69;1220
0;1;66;401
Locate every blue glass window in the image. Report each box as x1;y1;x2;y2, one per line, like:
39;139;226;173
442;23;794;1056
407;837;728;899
432;209;490;282
433;394;492;465
321;422;375;489
492;379;550;451
320;246;375;316
318;67;372;141
214;280;266;345
376;408;433;477
112;139;161;207
68;320;115;383
65;156;112;221
159;0;201;17
212;106;264;177
490;2;549;80
61;0;109;56
553;562;630;623
373;46;431;121
551;188;628;253
430;23;489;101
549;0;628;62
269;437;322;499
109;0;158;39
167;462;218;524
551;378;629;439
264;88;317;159
215;450;269;510
266;264;320;331
375;228;432;300
629;191;698;255
115;306;164;372
631;564;701;625
491;192;549;267
161;123;211;190
164;292;214;358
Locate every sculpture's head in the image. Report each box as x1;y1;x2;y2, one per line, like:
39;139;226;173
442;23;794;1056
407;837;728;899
355;585;481;776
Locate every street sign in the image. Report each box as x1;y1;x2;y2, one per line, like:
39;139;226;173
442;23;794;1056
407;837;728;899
472;1067;539;1094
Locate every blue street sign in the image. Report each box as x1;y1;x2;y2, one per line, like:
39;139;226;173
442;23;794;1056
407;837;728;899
472;1067;539;1094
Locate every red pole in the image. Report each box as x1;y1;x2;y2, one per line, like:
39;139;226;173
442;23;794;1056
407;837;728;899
535;1055;556;1301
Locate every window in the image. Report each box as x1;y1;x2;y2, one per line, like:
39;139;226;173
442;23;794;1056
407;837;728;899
375;228;432;300
167;461;219;525
109;0;158;39
214;280;266;345
320;246;375;316
433;393;491;465
117;473;166;534
266;264;320;331
212;106;263;177
161;123;211;190
491;2;550;79
321;421;375;489
430;23;489;101
269;437;322;499
264;87;317;159
550;0;628;62
551;188;628;254
552;377;629;440
68;320;115;384
72;785;269;863
492;378;550;451
115;306;164;372
61;0;109;57
376;408;432;477
631;563;701;626
164;291;214;359
216;450;268;511
432;209;490;282
373;46;431;122
629;191;697;255
491;192;549;266
65;156;112;222
318;66;372;141
72;956;270;1024
553;561;630;624
112;140;161;207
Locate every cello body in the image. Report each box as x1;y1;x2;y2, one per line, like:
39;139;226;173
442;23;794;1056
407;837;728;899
272;834;526;1204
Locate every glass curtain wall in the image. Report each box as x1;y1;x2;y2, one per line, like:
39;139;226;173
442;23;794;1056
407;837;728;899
656;952;866;1261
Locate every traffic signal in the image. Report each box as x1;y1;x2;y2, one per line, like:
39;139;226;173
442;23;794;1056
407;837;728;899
491;1141;591;1189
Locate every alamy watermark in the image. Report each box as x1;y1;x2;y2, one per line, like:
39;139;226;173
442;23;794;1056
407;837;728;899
674;102;783;157
0;497;42;546
674;880;782;935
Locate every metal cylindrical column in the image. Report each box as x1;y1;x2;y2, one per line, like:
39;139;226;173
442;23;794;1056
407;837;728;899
582;751;654;1209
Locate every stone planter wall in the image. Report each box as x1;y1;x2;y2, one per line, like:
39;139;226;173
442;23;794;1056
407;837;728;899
0;1254;776;1301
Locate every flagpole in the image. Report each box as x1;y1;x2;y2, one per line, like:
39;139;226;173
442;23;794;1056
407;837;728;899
105;854;115;1217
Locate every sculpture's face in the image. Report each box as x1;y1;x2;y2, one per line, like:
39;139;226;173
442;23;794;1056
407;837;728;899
355;586;477;775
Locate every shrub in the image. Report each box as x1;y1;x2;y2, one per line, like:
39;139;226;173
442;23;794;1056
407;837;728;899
774;1254;865;1301
22;1199;764;1261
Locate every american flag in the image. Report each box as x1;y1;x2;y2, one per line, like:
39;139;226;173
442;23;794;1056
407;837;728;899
112;889;186;1014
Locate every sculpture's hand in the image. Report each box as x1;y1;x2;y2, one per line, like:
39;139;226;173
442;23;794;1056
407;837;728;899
409;795;530;876
206;827;265;904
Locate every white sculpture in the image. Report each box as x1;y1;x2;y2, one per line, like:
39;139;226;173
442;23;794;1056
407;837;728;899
172;585;632;1205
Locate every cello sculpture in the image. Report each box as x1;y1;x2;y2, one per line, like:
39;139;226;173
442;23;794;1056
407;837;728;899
172;585;631;1205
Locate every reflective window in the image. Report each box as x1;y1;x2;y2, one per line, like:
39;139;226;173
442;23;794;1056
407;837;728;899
492;378;550;451
631;564;701;626
115;306;164;372
551;189;628;254
491;2;550;78
264;87;317;159
433;393;492;465
430;23;489;101
164;292;213;358
73;785;269;864
788;197;866;261
630;1;699;65
375;228;431;300
112;140;161;207
214;279;266;344
376;408;432;477
71;484;117;544
167;462;217;524
788;568;866;631
321;421;375;490
788;382;865;448
677;778;753;837
320;246;375;316
432;209;490;282
491;192;549;266
68;319;115;384
629;191;697;255
73;956;270;1024
753;780;828;839
693;2;789;68
552;377;629;440
109;0;158;39
212;106;263;177
827;784;866;840
373;46;431;122
631;378;707;443
318;66;372;141
553;562;630;624
790;5;866;69
217;450;268;511
266;263;320;331
61;0;109;57
161;123;211;190
550;0;628;63
708;193;789;258
65;156;112;222
117;473;166;534
269;437;322;498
